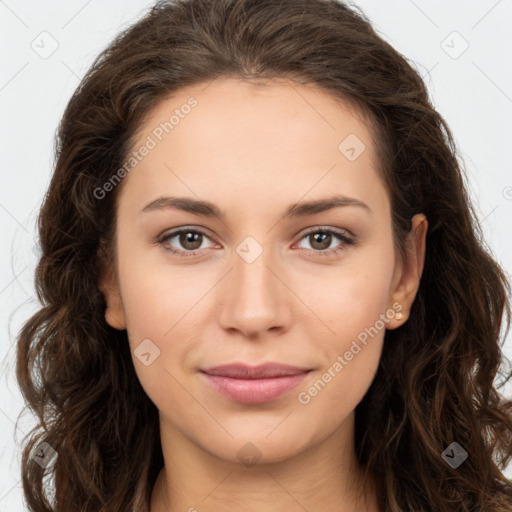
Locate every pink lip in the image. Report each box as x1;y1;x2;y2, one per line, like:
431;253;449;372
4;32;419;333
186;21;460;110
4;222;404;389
200;363;311;404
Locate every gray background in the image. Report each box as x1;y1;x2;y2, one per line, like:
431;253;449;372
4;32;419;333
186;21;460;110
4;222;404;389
1;0;511;509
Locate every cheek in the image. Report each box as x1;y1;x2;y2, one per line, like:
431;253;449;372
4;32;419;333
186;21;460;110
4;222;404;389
311;282;387;394
298;242;394;407
117;244;205;337
116;260;197;410
307;248;395;346
295;274;391;426
115;247;211;399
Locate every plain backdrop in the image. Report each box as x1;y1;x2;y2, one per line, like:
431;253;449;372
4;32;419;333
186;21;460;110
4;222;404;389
1;0;511;509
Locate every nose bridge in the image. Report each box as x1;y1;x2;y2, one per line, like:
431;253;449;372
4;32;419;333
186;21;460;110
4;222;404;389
217;234;288;336
233;234;279;308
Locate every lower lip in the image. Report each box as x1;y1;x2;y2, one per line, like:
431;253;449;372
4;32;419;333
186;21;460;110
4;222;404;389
201;372;311;404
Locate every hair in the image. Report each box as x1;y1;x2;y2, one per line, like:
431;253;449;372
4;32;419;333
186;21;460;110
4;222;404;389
14;0;512;510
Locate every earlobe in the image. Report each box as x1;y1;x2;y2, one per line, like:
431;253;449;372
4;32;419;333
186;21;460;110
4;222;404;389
98;250;127;331
104;292;127;330
387;213;428;329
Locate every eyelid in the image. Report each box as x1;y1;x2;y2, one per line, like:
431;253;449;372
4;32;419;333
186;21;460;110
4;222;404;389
296;225;354;241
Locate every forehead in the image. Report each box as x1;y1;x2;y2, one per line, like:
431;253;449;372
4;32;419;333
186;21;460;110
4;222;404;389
121;77;388;216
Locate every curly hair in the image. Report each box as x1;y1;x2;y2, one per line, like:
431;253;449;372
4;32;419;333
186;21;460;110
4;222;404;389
15;0;512;510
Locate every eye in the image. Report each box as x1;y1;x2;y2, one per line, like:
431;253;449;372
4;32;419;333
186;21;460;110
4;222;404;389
157;226;356;258
157;228;216;257
295;227;356;256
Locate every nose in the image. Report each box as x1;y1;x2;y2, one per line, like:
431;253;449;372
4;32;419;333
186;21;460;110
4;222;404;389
216;240;292;340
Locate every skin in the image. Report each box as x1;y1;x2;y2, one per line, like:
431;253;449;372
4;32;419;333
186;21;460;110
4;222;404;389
100;77;427;512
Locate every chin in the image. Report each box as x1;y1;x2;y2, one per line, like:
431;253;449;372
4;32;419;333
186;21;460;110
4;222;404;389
194;425;317;466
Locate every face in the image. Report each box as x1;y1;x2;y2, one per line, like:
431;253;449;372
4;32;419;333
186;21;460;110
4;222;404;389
100;77;426;466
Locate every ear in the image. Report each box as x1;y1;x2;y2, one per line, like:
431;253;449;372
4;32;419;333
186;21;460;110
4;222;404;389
386;213;428;329
97;241;126;331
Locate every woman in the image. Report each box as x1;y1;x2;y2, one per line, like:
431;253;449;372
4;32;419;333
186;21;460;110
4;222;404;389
15;0;512;510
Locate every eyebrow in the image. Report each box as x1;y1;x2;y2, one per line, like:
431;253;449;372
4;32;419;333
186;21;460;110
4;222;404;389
141;194;372;219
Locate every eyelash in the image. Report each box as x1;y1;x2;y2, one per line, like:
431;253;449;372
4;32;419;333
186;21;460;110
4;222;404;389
156;226;356;258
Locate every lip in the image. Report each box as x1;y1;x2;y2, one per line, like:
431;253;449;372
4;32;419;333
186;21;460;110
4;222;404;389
200;363;312;404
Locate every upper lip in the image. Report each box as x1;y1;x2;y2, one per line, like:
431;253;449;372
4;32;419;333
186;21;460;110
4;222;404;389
200;363;311;379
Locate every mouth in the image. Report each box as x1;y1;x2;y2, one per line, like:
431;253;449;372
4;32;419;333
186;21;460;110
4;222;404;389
200;363;312;404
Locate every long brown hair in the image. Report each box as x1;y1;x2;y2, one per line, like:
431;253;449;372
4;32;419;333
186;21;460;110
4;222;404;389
15;0;512;510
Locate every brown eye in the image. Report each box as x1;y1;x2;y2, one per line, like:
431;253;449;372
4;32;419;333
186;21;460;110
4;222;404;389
178;231;203;250
296;227;355;256
158;228;216;256
308;232;332;251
